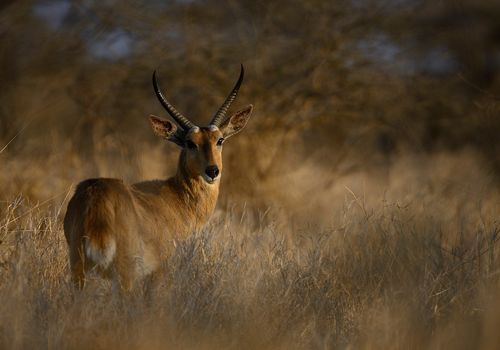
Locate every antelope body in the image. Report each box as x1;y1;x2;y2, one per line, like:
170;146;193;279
64;65;253;290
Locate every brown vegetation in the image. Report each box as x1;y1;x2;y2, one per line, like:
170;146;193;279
1;0;500;349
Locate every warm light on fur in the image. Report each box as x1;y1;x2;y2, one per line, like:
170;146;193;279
63;69;253;290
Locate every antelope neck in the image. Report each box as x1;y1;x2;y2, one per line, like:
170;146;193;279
173;150;220;203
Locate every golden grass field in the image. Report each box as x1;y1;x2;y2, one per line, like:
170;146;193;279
2;0;500;348
1;143;500;349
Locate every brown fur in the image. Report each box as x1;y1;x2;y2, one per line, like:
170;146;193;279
63;105;253;290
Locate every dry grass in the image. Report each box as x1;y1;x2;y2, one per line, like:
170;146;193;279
1;148;500;350
2;1;500;348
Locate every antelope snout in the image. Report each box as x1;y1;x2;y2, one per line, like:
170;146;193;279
205;165;220;180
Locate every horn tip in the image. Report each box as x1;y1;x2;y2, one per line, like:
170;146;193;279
152;70;159;87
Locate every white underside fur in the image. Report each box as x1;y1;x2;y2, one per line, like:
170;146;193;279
85;238;116;268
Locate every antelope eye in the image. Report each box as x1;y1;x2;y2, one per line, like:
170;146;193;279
186;140;197;150
216;138;225;146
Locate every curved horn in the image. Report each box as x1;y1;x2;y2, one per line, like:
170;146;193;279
153;70;195;130
210;64;244;127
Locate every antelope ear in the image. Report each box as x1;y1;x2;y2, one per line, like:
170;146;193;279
219;104;253;139
149;115;184;146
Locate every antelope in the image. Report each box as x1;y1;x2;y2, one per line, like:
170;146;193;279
63;65;253;290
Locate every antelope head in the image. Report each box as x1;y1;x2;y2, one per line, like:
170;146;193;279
149;65;253;185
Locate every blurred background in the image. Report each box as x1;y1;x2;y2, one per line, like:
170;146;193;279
1;0;500;221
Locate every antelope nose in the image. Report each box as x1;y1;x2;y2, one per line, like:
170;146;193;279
205;165;219;180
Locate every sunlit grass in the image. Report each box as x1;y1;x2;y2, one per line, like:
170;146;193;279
1;185;499;349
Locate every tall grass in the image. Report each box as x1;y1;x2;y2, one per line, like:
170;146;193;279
1;1;500;348
1;160;499;349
